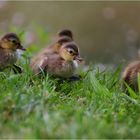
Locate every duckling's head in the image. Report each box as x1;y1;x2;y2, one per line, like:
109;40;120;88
59;42;83;62
54;36;73;52
58;29;73;40
0;33;25;51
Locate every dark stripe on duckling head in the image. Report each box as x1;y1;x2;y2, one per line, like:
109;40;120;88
58;29;73;39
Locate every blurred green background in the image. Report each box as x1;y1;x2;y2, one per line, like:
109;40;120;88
0;1;140;64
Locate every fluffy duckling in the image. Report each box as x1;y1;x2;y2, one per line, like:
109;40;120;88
122;60;140;91
31;42;83;78
30;35;72;68
0;33;25;73
31;29;74;67
57;29;73;40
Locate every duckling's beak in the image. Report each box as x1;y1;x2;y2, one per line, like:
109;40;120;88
17;44;26;51
75;55;83;62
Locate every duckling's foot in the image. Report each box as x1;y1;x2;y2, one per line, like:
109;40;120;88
69;75;82;81
12;64;23;74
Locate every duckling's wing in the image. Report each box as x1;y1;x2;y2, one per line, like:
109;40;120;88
32;56;48;75
0;50;14;68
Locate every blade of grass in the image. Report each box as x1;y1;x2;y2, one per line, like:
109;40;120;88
137;73;140;95
125;82;138;99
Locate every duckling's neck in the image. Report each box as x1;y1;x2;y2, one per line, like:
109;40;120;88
61;57;73;63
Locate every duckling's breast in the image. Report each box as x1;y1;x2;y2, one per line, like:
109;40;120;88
7;51;17;64
47;59;78;78
61;61;78;77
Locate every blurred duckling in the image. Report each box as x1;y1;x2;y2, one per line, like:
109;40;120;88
0;33;25;73
31;42;83;78
57;29;73;40
122;51;140;91
30;35;72;68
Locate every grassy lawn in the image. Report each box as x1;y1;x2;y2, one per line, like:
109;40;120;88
0;27;140;139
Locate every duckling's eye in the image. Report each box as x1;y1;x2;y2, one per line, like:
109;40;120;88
69;50;73;54
9;38;17;44
12;39;16;44
67;49;74;54
67;48;74;54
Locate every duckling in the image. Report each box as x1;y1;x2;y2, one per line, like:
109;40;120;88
0;33;25;73
57;29;73;40
31;29;75;67
30;35;73;68
122;51;140;91
31;42;83;78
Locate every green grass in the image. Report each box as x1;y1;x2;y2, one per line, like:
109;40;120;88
0;27;140;138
